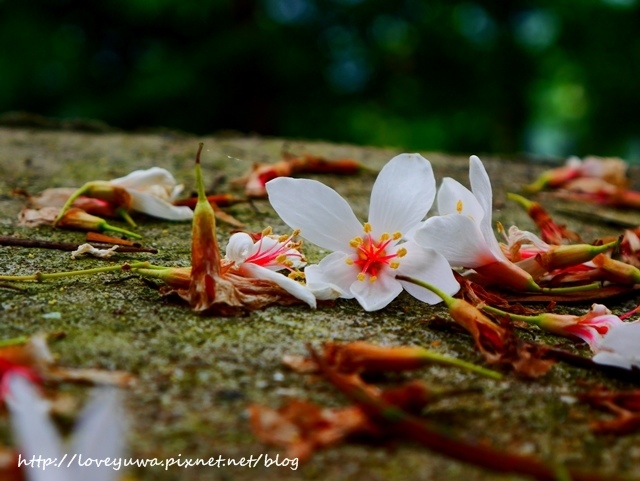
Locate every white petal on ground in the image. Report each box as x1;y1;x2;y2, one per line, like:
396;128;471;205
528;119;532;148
6;374;67;481
110;167;178;196
368;153;436;238
238;263;317;308
413;215;497;267
436;177;485;221
68;388;126;481
350;271;404;311
396;242;460;304
126;190;193;220
592;322;640;370
266;178;362;252
304;251;357;300
225;232;255;263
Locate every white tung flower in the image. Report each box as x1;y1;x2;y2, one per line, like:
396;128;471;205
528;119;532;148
266;153;459;312
109;167;193;221
413;155;505;268
225;231;316;308
6;374;126;481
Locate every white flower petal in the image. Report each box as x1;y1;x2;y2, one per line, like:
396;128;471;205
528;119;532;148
591;351;633;370
126;190;193;221
110;167;177;193
350;273;403;311
469;155;492;222
469;155;503;257
6;375;67;481
225;233;255;263
413;216;498;267
368;153;436;237
436;177;485;221
396;243;460;304
240;263;316;308
69;388;126;481
266;178;362;252
592;322;640;369
305;251;357;300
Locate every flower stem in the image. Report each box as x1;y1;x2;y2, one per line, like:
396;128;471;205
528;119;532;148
418;349;503;379
481;305;543;327
396;275;455;307
100;222;142;239
0;336;29;348
54;183;91;225
0;261;153;282
538;282;601;294
117;207;137;228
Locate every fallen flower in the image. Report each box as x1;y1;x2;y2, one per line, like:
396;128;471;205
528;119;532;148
168;144;316;315
308;346;614;481
484;303;625;352
523;155;627;193
592;321;640;370
249;379;444;462
413;156;540;292
55;166;193;225
6;374;126;481
266;153;459;311
507;192;580;244
397;275;554;376
579;387;640;435
55;208;141;239
282;341;501;379
235;152;370;198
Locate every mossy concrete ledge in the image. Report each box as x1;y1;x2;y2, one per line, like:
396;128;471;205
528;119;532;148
0;127;639;481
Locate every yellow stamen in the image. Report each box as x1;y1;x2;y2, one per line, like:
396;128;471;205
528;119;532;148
357;273;366;282
369;275;377;283
380;232;390;241
275;254;287;264
349;236;363;248
389;261;400;269
262;226;273;236
456;200;463;213
363;223;372;234
392;231;402;240
396;247;407;257
345;258;354;265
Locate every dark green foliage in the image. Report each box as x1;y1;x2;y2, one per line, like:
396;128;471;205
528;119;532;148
1;0;639;160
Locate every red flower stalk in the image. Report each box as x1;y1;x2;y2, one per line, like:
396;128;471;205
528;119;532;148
236;152;370;198
523;163;582;193
579;387;640;435
308;346;613;481
283;341;501;379
249;379;437;462
507;193;580;244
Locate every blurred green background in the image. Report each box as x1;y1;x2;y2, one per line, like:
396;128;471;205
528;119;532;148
1;0;639;160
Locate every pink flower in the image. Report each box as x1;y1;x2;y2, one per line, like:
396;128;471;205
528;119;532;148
535;304;624;352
